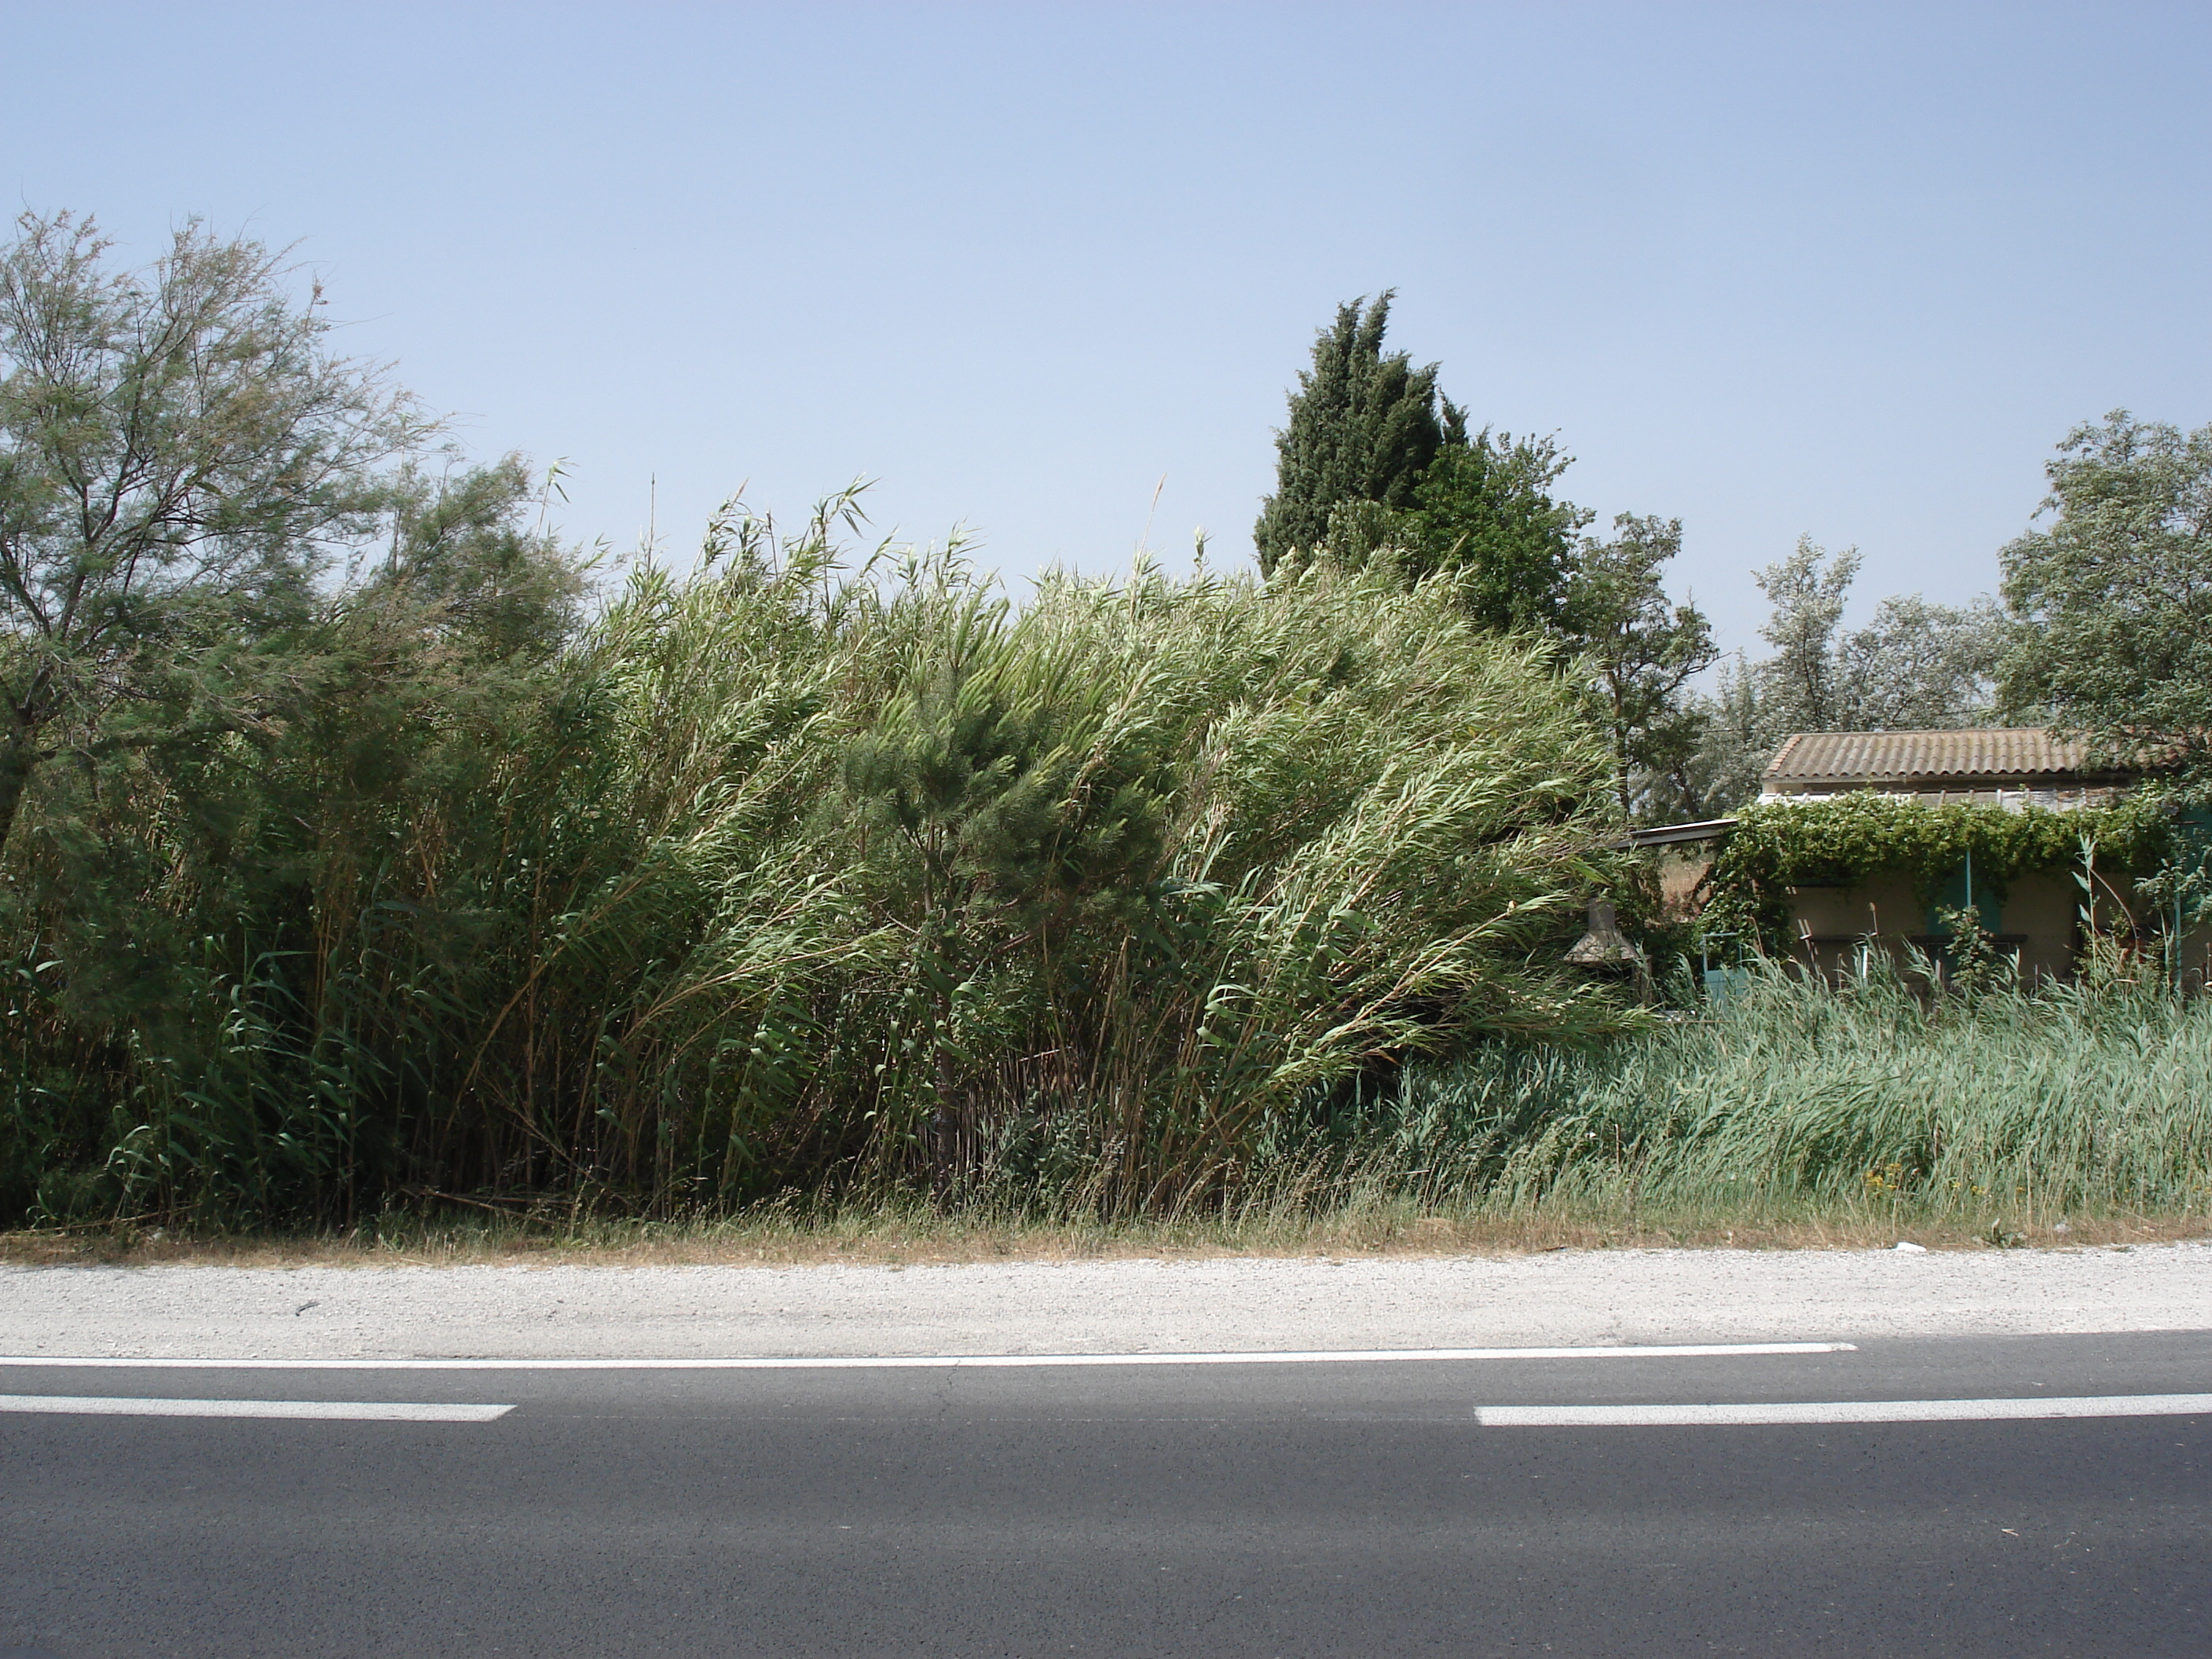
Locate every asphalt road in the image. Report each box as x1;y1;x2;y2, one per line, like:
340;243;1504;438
2;1332;2207;1657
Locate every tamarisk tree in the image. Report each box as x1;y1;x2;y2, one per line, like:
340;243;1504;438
0;211;416;855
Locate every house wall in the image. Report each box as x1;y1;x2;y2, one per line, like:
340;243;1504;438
1783;869;2080;983
1655;851;1712;922
1770;866;2212;987
2183;924;2212;991
1991;871;2078;982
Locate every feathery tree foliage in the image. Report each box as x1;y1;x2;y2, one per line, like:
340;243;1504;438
0;211;418;856
0;442;587;1228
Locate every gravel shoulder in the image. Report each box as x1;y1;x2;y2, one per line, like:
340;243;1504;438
2;1243;2208;1359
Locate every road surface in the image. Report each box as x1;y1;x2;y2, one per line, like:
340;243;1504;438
2;1330;2207;1657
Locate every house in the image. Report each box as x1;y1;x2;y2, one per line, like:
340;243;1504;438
1750;728;2157;982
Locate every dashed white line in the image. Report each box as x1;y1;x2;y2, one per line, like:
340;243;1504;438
1476;1394;2212;1426
0;1341;1855;1372
0;1394;513;1422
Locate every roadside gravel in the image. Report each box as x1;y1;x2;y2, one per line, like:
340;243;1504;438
2;1243;2207;1359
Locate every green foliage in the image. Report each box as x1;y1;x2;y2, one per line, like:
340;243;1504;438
1834;591;2003;731
2001;411;2212;779
1285;427;1596;640
1396;429;1592;633
1559;514;1716;820
0;441;591;1229
1675;540;2006;819
1752;536;1860;731
1381;958;2212;1218
1252;299;1715;822
1252;293;1456;576
0;210;418;857
0;495;1630;1226
1251;295;1716;830
1697;792;2174;946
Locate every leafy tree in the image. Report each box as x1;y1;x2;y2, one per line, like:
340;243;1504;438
0;211;416;856
1397;429;1593;634
1745;537;1998;738
2000;411;2212;778
0;438;592;1227
1672;538;2004;817
295;455;587;826
1832;591;2002;733
1253;294;1604;641
364;456;586;665
1253;293;1456;575
1750;536;1861;733
1561;514;1716;819
1657;652;1768;821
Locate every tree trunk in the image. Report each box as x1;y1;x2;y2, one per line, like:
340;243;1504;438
0;735;38;861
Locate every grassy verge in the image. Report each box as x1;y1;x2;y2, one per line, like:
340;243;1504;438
3;1198;2201;1269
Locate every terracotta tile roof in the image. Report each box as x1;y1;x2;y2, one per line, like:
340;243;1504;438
1761;729;2131;791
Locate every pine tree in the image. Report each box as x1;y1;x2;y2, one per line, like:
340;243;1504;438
1252;293;1456;575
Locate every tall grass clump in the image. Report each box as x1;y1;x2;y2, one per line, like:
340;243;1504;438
0;492;1626;1227
1353;956;2212;1223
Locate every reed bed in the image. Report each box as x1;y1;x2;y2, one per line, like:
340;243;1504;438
1214;956;2212;1232
0;504;1620;1229
33;957;2201;1257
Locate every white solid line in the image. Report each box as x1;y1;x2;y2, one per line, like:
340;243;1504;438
0;1394;514;1422
0;1341;1855;1372
1476;1394;2212;1427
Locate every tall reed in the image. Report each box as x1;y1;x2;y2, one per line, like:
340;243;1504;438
0;500;1621;1225
1264;956;2212;1224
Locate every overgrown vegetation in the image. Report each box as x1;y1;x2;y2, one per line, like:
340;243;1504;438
1224;955;2212;1230
2001;411;2212;784
0;489;1632;1228
1684;539;2008;816
5;222;2209;1247
1697;793;2177;947
1250;293;1717;822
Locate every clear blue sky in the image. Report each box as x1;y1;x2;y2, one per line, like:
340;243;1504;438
8;2;2210;650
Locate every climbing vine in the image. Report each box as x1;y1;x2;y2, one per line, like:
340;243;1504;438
1697;791;2177;947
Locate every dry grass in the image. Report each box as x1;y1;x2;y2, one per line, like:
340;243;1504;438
3;1203;2202;1270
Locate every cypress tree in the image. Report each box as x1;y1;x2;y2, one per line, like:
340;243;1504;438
1253;293;1457;575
